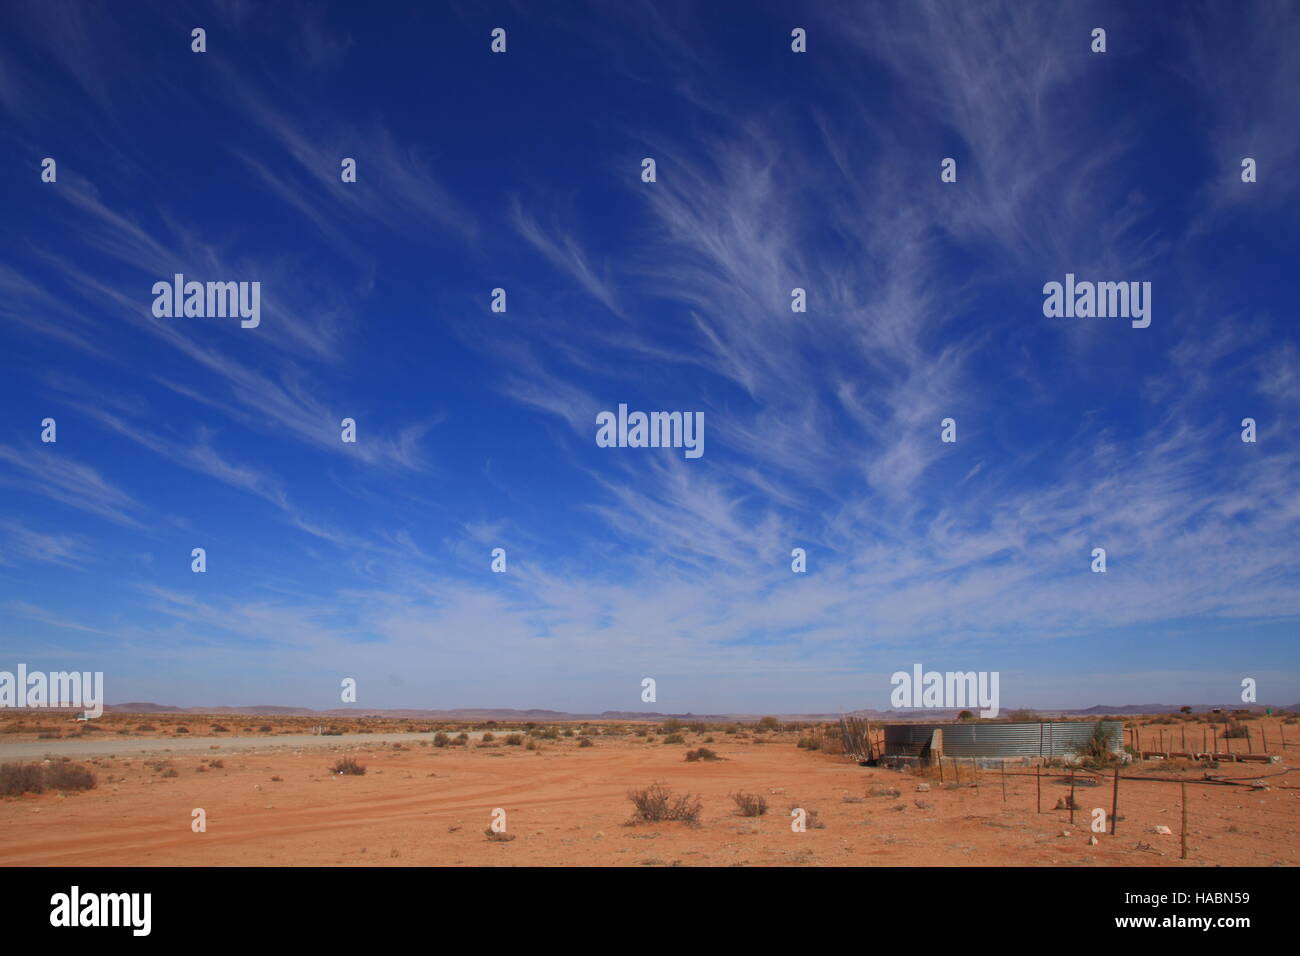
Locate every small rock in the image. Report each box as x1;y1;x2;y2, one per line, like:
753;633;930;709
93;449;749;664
1152;825;1172;835
593;831;605;840
1060;829;1071;837
914;799;932;809
915;782;931;792
1088;835;1099;846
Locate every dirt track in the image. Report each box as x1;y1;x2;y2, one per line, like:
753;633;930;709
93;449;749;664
0;732;437;762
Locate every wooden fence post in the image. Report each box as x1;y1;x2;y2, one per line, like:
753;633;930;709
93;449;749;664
1110;767;1120;835
1180;780;1188;861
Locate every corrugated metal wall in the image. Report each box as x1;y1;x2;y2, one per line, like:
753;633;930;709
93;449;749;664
883;720;1123;757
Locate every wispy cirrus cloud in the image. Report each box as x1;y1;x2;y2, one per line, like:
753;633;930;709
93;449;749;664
0;444;143;529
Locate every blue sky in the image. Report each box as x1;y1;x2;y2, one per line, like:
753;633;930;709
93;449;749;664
1;0;1297;713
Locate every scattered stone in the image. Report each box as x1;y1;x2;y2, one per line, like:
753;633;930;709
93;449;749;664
1088;835;1099;846
915;782;931;792
1152;825;1172;835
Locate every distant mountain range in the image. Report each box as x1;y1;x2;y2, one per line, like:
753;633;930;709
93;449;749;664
100;701;1298;721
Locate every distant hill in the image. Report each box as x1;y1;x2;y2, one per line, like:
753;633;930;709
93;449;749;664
99;701;1294;721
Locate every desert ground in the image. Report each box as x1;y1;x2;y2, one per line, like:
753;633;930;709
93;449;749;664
1;712;1296;866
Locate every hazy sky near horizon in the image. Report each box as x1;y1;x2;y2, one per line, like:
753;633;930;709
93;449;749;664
1;0;1297;714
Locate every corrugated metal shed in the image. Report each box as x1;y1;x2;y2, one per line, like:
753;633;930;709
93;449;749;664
883;720;1123;757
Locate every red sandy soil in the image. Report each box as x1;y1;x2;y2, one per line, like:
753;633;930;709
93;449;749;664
2;730;1296;866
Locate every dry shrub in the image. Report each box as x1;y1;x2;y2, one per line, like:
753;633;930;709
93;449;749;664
684;747;719;761
48;762;97;790
731;791;767;817
0;763;47;796
627;782;703;824
1;761;96;795
332;756;366;775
